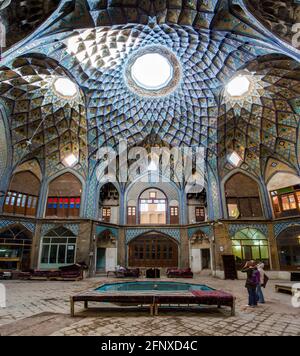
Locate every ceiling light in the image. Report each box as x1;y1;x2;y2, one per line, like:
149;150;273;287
226;75;251;97
131;53;173;90
228;151;242;167
63;153;78;167
53;77;78;98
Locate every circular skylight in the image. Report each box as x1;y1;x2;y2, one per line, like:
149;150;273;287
125;46;181;97
131;53;173;90
53;77;78;98
226;75;251;97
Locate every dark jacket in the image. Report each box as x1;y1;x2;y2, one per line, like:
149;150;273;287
241;267;260;289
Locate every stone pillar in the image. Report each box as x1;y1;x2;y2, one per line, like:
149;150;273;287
76;221;94;276
118;227;126;266
31;221;42;269
180;228;190;268
268;223;280;271
213;222;231;271
36;178;48;218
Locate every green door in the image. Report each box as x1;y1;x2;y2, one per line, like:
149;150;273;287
96;248;106;271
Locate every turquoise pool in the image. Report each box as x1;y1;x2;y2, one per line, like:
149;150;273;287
96;281;214;292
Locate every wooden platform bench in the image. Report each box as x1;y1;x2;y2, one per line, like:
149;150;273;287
70;289;236;317
275;283;300;296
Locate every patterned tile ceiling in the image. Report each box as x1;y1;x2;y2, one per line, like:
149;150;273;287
245;0;300;44
0;55;88;176
0;0;60;49
219;54;300;178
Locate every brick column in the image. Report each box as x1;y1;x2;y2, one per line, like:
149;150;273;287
180;228;190;268
76;221;93;270
213;223;231;271
31;222;42;269
118;227;126;267
268;223;280;270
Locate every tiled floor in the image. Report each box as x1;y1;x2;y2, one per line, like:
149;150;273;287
0;277;299;336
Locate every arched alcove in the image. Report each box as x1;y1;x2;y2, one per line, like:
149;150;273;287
139;188;167;225
267;172;300;218
225;173;264;219
128;232;179;268
3;167;41;217
277;225;300;270
99;183;120;224
46;173;82;218
0;224;32;271
40;226;77;269
231;228;270;269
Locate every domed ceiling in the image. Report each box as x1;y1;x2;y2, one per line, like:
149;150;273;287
1;0;300;183
0;0;60;48
245;0;300;45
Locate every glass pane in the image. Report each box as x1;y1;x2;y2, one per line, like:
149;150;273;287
296;192;300;209
49;245;58;264
21;195;27;207
260;246;269;259
251;246;260;260
228;203;239;218
58;245;66;264
232;246;242;261
66;245;75;264
241;240;255;246
41;245;49;263
52;238;67;244
272;196;281;213
288;194;297;209
243;246;252;260
281;195;294;211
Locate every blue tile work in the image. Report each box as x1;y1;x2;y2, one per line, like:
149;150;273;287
188;225;214;239
41;223;80;236
126;228;181;244
0;219;36;233
96;225;119;239
274;220;300;238
228;223;269;237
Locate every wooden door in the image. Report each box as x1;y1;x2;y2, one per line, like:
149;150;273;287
129;234;178;268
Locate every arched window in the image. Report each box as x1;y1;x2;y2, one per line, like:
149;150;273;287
225;173;263;218
0;225;32;271
40;227;77;268
139;189;167;225
231;228;269;268
277;226;300;270
4;171;40;217
46;173;82;218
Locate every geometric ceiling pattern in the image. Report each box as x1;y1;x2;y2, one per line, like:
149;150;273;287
0;55;87;177
1;0;300;186
245;0;300;44
0;0;60;49
219;54;300;178
40;19;276;167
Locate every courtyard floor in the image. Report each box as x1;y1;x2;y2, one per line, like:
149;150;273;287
0;276;299;336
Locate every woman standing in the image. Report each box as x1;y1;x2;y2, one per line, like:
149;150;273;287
256;262;265;304
241;260;260;308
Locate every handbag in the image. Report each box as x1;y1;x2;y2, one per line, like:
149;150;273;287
262;273;269;288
